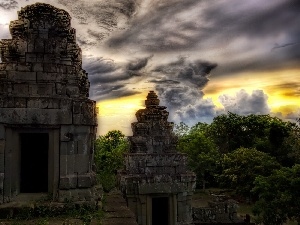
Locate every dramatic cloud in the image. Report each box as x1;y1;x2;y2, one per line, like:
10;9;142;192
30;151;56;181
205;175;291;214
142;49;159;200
218;89;270;115
84;56;150;101
152;57;217;88
0;0;18;10
156;85;217;125
107;0;207;51
106;0;300;76
151;58;218;124
55;0;139;49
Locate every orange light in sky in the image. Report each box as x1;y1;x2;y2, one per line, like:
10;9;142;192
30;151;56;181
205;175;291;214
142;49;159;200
96;92;148;135
203;68;300;115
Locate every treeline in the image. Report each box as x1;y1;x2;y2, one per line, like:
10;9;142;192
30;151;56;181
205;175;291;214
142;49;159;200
175;112;300;225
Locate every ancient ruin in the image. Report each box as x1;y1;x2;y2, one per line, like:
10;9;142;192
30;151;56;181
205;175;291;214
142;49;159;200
0;3;99;205
192;194;254;225
119;91;196;225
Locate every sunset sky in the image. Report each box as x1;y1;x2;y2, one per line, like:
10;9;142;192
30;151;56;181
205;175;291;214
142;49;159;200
0;0;299;136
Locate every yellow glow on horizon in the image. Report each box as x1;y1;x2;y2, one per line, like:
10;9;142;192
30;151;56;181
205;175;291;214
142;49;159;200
203;68;300;115
97;92;147;117
96;92;149;135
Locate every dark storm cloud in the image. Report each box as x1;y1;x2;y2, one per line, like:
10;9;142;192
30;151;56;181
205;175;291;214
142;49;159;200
151;58;218;124
83;56;150;100
199;0;300;75
107;0;204;51
155;84;218;125
106;0;300;76
83;57;118;75
57;0;139;44
0;0;18;10
91;85;141;101
149;79;180;85
152;57;217;88
127;57;149;71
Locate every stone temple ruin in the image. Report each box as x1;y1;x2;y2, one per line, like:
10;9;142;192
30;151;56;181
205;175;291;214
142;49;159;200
0;3;98;204
119;91;196;225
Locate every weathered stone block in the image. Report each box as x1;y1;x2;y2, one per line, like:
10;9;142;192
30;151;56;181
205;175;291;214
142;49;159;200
77;174;92;188
37;84;54;95
44;63;58;73
25;53;37;62
8;71;36;81
77;138;88;154
2;97;14;108
12;84;29;95
32;62;43;71
55;83;66;95
73;114;82;125
60;99;72;110
60;155;75;176
0;108;72;124
27;41;34;52
0;71;7;79
75;154;89;174
12;98;26;108
73;102;81;114
66;85;79;97
37;72;57;81
36;53;44;62
67;141;77;154
27;97;60;109
34;39;44;52
16;40;27;53
17;63;31;72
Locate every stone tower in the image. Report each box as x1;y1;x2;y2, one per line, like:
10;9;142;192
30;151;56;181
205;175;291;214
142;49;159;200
119;91;196;225
0;3;98;205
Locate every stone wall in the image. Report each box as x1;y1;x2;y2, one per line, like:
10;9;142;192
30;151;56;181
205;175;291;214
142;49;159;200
0;3;99;205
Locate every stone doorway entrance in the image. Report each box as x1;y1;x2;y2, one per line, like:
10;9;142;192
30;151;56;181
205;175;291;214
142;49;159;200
152;197;169;225
20;133;49;193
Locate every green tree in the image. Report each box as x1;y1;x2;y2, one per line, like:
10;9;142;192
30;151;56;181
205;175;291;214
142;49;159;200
174;122;190;137
208;112;297;166
208;113;270;154
94;130;129;192
252;165;300;225
177;123;219;189
219;147;280;198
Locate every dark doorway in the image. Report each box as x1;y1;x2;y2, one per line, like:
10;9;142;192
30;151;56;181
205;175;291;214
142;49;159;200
152;197;169;225
20;133;48;193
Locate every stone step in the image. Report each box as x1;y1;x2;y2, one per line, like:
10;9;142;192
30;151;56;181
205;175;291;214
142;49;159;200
102;189;138;225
